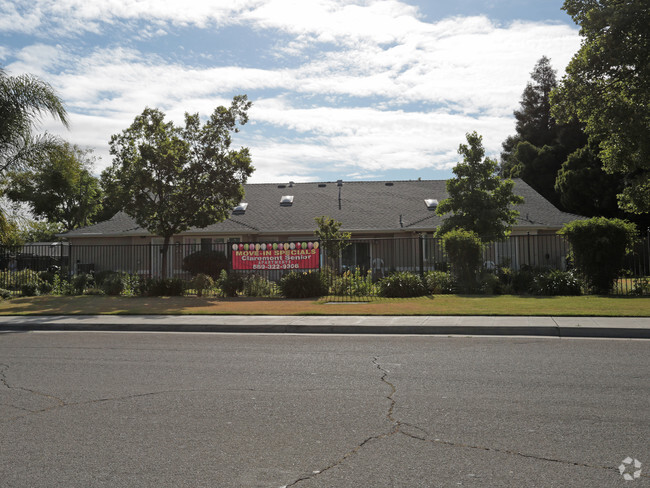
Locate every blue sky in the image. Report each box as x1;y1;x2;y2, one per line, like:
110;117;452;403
0;0;581;183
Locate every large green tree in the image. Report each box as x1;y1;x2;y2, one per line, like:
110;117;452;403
103;96;254;278
551;0;650;214
436;132;523;243
5;142;103;230
501;56;587;206
554;144;622;217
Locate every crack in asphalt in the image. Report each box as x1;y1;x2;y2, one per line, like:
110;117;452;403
0;363;201;423
283;356;627;487
283;357;401;487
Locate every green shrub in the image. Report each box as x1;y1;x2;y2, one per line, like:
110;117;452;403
379;272;427;298
0;288;11;299
630;277;650;296
560;217;637;294
147;278;185;297
100;274;124;296
20;283;39;296
330;268;376;297
479;272;501;295
531;270;582;296
424;270;455;294
94;270;120;286
217;270;244;297
279;271;326;298
37;281;53;295
52;273;74;295
242;274;276;297
182;250;228;279
510;265;540;294
72;273;95;295
192;273;215;297
38;270;56;285
442;230;483;292
120;273;147;297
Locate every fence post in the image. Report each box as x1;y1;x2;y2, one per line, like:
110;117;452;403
527;232;531;266
419;234;425;278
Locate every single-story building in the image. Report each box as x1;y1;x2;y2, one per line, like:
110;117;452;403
62;179;583;276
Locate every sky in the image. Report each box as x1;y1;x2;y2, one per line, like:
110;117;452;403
0;0;582;184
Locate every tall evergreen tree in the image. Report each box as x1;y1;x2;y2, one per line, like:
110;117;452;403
437;132;523;243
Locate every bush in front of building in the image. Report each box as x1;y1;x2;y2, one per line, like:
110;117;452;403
330;268;376;297
560;217;638;294
279;271;327;298
146;277;185;296
191;273;215;297
242;274;277;297
0;288;12;299
441;229;483;293
424;270;455;294
531;269;583;296
378;271;427;298
217;270;244;297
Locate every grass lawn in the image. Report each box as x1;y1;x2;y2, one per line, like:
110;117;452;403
0;294;648;316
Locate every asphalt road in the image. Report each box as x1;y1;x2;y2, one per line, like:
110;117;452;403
0;331;648;487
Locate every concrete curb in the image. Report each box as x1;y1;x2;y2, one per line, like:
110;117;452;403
0;315;648;338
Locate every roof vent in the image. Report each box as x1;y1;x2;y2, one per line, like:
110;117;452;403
277;184;286;188
289;181;294;187
280;195;294;206
232;202;248;214
318;183;326;188
336;180;343;187
385;182;394;186
424;199;438;210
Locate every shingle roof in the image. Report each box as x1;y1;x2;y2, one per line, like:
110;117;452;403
63;179;583;238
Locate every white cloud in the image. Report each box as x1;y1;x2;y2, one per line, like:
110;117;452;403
1;1;581;182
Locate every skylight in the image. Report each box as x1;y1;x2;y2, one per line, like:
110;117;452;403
232;202;248;214
424;199;438;210
280;195;294;206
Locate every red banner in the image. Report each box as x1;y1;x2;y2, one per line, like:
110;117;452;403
231;241;320;271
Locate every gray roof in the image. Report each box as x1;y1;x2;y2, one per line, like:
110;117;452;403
63;179;583;238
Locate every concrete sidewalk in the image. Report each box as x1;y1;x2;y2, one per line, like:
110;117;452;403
0;315;648;338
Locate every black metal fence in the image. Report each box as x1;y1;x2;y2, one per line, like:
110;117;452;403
1;234;649;298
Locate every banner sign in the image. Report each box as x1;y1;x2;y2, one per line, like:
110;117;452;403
231;241;320;271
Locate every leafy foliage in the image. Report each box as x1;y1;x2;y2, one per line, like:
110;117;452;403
242;274;277;297
554;144;622;217
329;267;376;297
5;142;103;230
436;132;523;243
279;271;326;298
191;273;214;297
103;96;253;277
314;216;350;267
423;270;455;294
378;272;426;298
552;0;650;213
0;67;68;176
560;217;638;294
442;229;483;292
531;270;582;296
146;278;185;297
216;270;244;297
